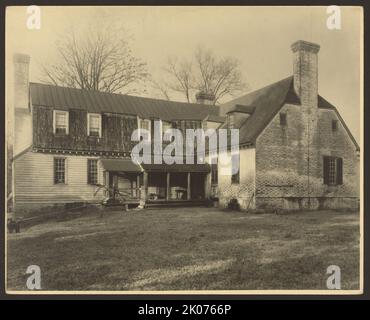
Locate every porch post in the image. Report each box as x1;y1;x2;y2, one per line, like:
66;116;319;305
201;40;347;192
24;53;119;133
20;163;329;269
204;173;211;199
187;172;191;200
166;172;170;200
142;172;148;201
105;171;110;198
137;175;140;198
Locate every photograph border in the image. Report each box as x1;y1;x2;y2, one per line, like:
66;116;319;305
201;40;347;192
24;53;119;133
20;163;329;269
1;0;368;300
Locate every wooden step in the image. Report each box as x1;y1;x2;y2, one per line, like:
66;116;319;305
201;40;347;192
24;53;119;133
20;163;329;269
145;200;207;208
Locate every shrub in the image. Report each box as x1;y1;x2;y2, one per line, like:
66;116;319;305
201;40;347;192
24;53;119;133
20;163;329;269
227;198;240;211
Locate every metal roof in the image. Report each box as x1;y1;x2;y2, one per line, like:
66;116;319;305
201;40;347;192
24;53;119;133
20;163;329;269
100;159;143;173
30;83;220;121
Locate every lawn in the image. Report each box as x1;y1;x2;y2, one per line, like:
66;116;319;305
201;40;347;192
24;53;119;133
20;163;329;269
7;207;360;291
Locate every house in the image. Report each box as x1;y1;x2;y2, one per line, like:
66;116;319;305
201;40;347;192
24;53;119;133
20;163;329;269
10;40;360;214
215;40;360;210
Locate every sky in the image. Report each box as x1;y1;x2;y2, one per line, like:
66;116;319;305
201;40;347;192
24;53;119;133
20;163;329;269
6;6;362;142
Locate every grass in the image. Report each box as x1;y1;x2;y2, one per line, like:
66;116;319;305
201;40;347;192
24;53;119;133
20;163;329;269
7;207;360;291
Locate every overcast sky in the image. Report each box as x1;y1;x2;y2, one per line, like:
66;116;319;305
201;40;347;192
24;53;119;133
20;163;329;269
6;6;362;142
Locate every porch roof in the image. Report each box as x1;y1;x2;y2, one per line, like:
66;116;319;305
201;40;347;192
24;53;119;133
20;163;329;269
100;159;143;173
142;164;210;173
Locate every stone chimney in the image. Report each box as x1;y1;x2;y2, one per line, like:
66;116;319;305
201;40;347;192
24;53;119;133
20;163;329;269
291;40;320;107
195;91;215;105
13;53;32;156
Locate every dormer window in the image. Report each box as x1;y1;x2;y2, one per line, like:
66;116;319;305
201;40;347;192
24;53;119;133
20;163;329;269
53;110;69;135
280;112;287;126
138;118;151;140
88;113;102;137
228;114;235;129
161;120;172;136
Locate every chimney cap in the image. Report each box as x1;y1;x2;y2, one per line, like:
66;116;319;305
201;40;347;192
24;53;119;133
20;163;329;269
291;40;320;54
195;91;215;103
13;53;30;64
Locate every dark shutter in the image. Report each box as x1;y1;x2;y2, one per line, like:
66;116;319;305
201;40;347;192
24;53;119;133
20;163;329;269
211;164;218;184
87;159;90;184
54;158;57;184
323;156;329;185
336;158;343;185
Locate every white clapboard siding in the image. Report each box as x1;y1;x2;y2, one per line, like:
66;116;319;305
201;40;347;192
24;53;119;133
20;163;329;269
14;151;105;204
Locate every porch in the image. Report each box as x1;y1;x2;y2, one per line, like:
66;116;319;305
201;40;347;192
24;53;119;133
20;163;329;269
100;159;211;206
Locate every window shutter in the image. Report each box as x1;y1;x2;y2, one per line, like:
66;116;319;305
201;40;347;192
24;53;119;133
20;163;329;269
336;158;343;185
87;159;90;184
53;158;57;184
323;156;329;185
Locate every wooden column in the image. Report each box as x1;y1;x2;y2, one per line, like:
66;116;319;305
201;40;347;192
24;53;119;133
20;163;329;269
204;173;211;199
187;172;191;200
105;171;110;198
142;172;148;201
137;175;140;198
166;172;170;200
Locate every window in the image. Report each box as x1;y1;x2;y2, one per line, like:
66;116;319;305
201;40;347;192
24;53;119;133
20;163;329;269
139;118;151;140
332;120;338;132
323;156;343;186
53;110;69;134
87;159;98;185
88;113;102;137
161;120;172;136
228;114;235;129
211;162;218;185
231;153;240;184
54;158;66;184
280;112;287;126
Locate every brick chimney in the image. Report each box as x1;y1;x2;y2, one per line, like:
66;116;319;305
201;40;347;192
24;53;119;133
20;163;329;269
13;53;32;156
195;91;215;105
291;40;320;107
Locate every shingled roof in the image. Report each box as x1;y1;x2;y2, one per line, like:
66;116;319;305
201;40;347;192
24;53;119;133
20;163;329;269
227;104;256;114
221;76;299;145
220;76;359;150
30;82;219;121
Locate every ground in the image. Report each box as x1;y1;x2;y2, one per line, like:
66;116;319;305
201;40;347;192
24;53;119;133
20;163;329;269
7;207;360;291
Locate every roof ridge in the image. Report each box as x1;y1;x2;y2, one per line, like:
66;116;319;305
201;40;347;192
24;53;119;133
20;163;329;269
30;81;220;121
248;75;293;94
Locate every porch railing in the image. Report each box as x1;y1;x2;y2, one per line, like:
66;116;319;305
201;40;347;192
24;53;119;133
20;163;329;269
94;185;141;202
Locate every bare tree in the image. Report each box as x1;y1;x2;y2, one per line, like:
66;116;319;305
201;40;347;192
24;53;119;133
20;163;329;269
41;24;149;94
157;47;247;104
149;78;172;101
163;57;194;102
